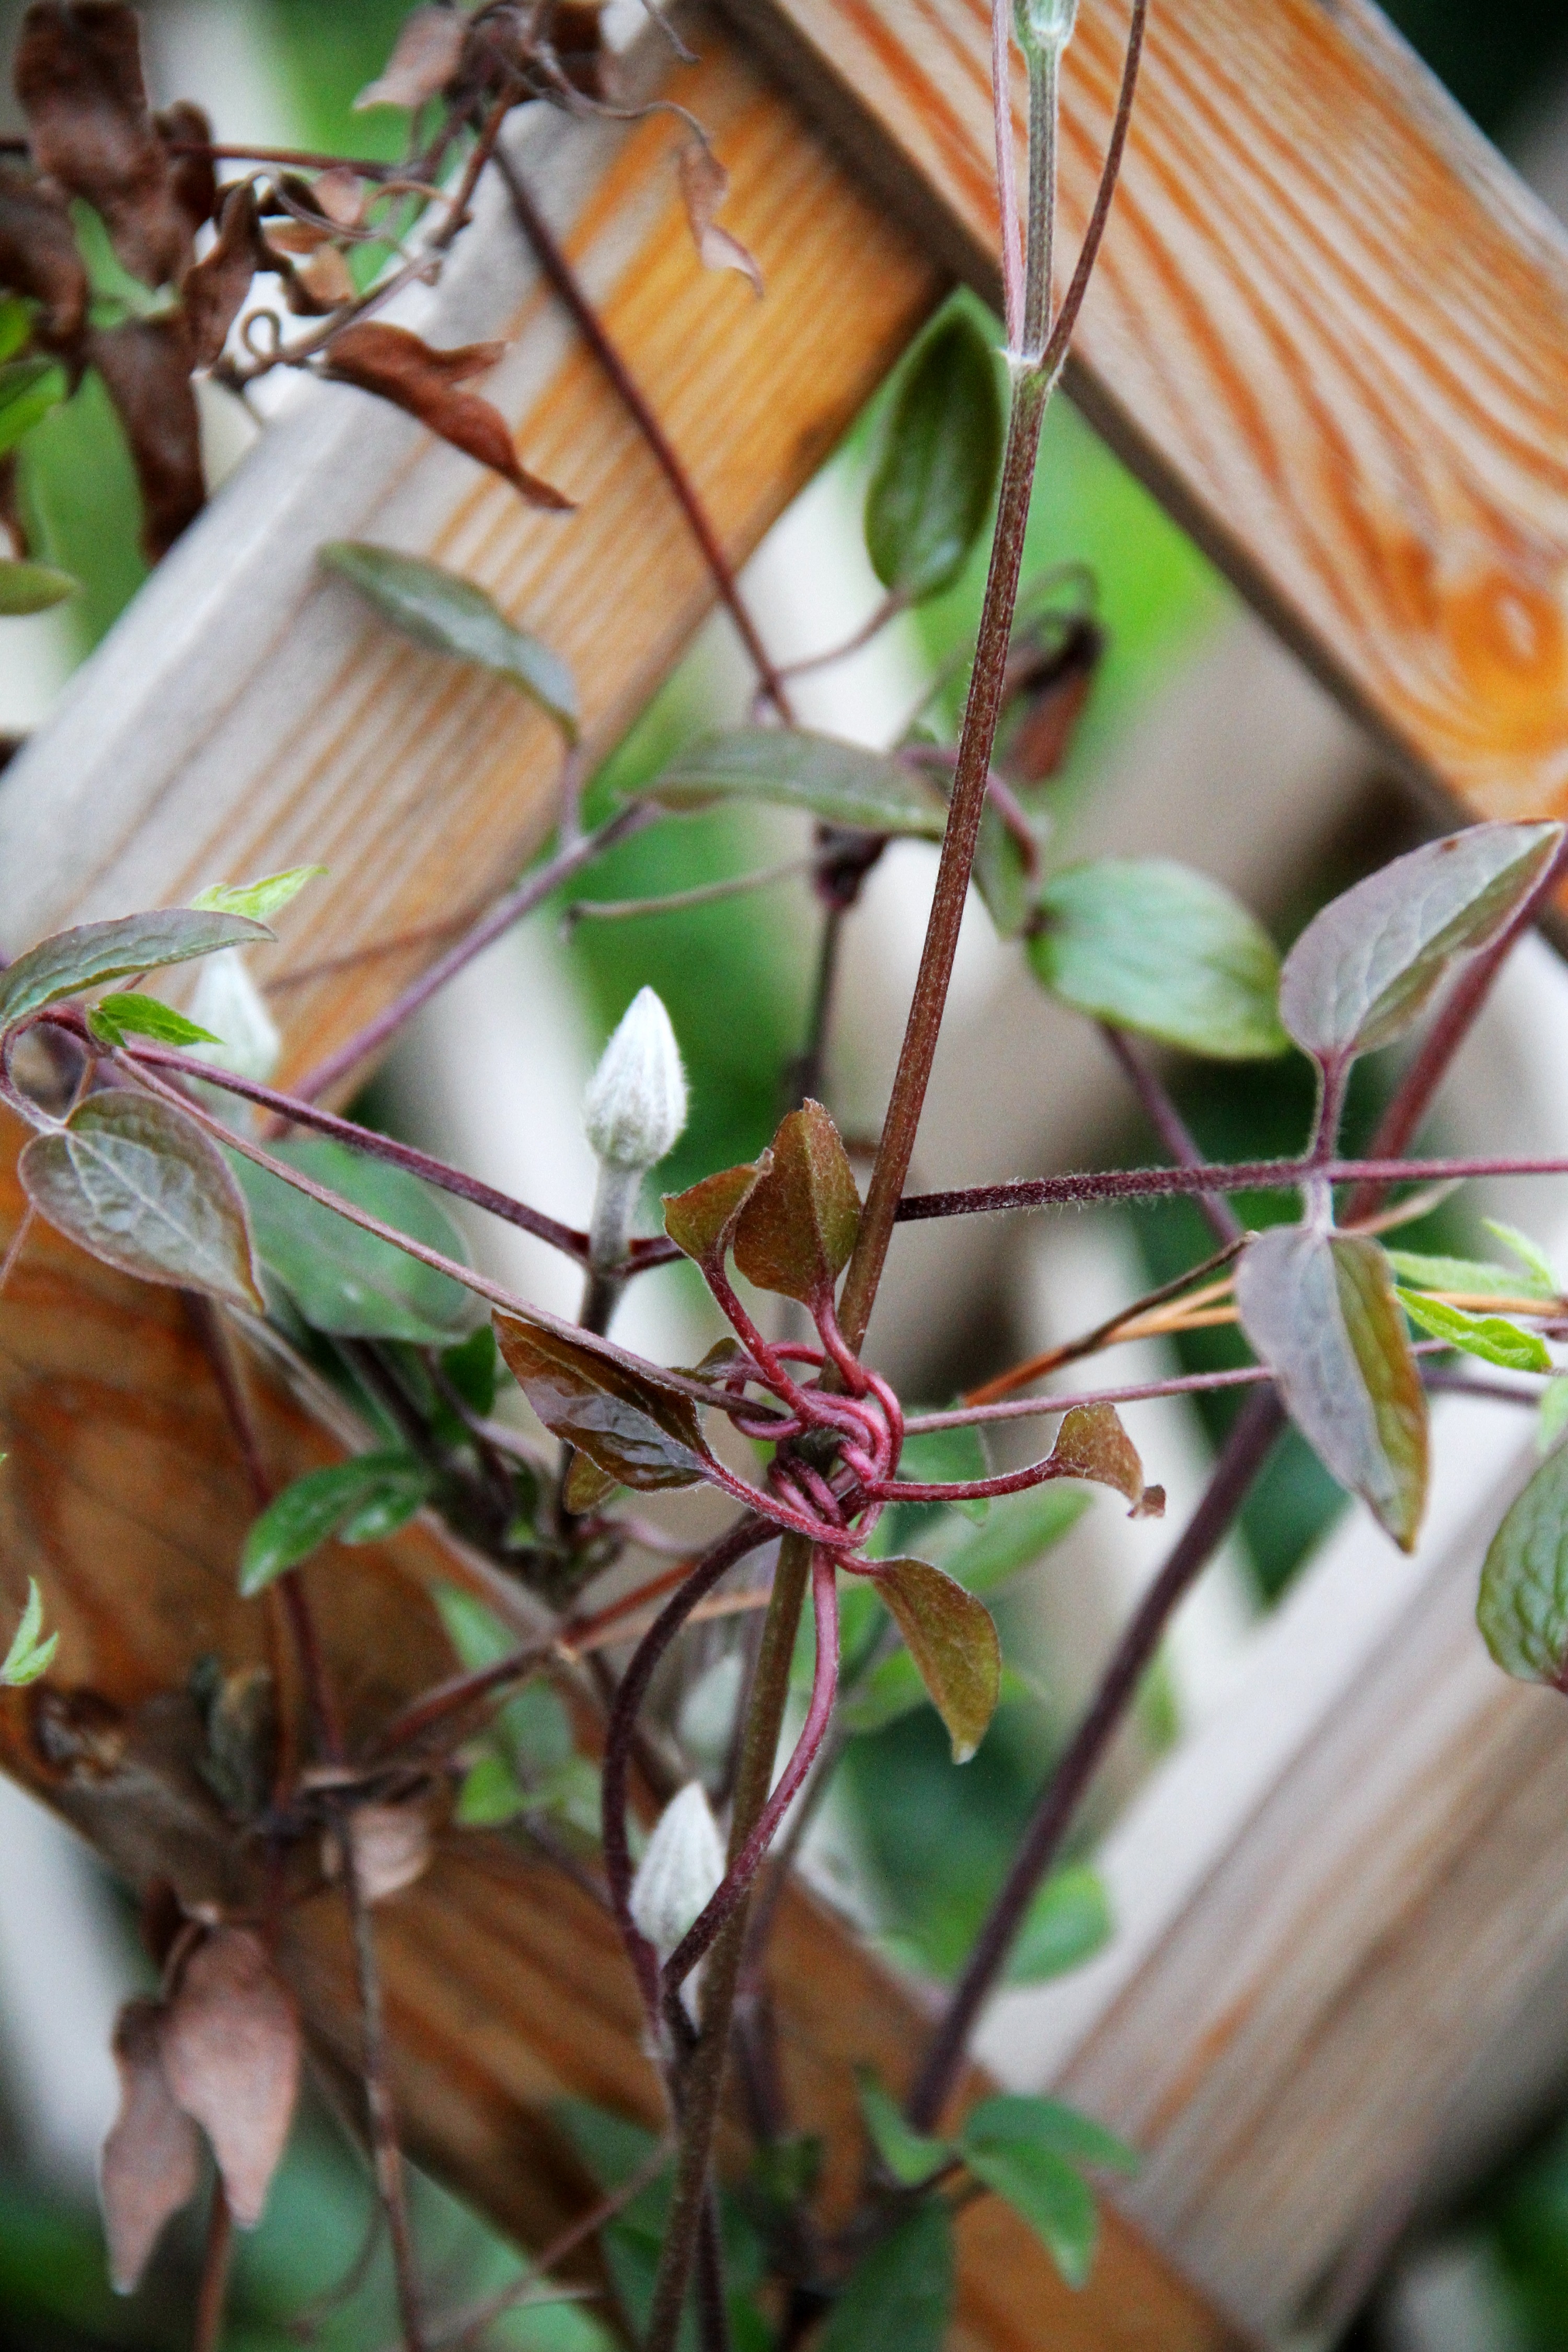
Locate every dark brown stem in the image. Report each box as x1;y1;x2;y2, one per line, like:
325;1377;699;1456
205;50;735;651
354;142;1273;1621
905;1387;1282;2129
1101;1025;1243;1246
788;903;845;1111
696;2193;735;2352
342;1808;427;2351
192;2180;234;2352
494;148;793;721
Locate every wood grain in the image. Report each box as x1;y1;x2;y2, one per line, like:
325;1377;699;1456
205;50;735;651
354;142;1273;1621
724;0;1568;818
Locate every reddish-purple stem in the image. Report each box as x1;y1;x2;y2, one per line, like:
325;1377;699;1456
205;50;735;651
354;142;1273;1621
1101;1025;1242;1246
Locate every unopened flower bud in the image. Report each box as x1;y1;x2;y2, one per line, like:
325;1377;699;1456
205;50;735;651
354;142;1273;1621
583;986;687;1173
188;950;281;1085
1015;0;1078;58
629;1782;724;1964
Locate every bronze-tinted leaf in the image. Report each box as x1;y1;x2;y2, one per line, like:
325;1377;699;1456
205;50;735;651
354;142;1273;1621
311;167;366;230
733;1101;860;1307
872;1556;1001;1763
0;165;87;341
562;1450;617;1514
160;1926;301;2229
1046;1403;1163;1516
155;99;216;241
88;313;203;557
182;180;261;368
663;1158;764;1271
493;1309;714;1491
324;322;573;510
353;5;468;110
16;1;192;285
101;1997;202;2294
677;142;763;293
998;613;1103;786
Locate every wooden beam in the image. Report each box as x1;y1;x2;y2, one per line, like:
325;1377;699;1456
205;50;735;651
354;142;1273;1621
723;0;1568;817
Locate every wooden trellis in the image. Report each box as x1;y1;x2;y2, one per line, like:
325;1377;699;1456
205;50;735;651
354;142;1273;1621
2;2;1567;2343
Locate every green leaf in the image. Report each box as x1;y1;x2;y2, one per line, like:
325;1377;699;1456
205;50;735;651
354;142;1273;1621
963;2093;1139;2177
855;2068;953;2187
0;296;34;363
0;556;76;613
897;1422;990;1522
1004;1863;1114;1985
493;1311;714;1491
864;314;1002;602
1385;1249;1550;1303
939;1486;1089;1595
732;1100;860;1306
1539;1377;1568;1457
239;1451;433;1594
870;1557;1001;1762
0;356;68;460
1030;858;1288;1059
1398;1289;1550;1374
86;993;222;1051
20;1093;263;1311
638;727;948;839
455;1750;526;1827
818;2201;954;2352
232;1137;481;1344
1484;1220;1559;1295
662;1160;762;1271
1;1579;57;1687
441;1324;499;1416
1278;822;1562;1067
1237;1228;1428;1550
1478;1440;1568;1685
959;2095;1135;2290
191;867;327;924
0;909;270;1032
837;1643;931;1734
1046;1403;1162;1516
319;543;579;738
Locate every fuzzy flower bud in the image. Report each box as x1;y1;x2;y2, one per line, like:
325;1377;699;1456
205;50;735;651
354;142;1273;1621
582;986;687;1173
1014;0;1078;57
629;1782;724;1965
188;950;281;1085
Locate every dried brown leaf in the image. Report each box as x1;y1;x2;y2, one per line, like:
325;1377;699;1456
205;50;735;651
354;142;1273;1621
87;312;202;557
0;164;87;341
156;99;216;241
16;1;192;285
354;5;468;111
296;244;357;309
323;322;574;510
161;1926;301;2228
551;3;612;99
312;167;366;229
100;1997;202;2293
181;181;261;370
677;143;763;295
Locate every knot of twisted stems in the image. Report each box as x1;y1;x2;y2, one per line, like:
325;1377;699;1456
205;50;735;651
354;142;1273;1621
715;1300;905;1555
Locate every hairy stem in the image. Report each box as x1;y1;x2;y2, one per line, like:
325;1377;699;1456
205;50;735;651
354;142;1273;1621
1101;1026;1243;1246
906;1388;1283;2129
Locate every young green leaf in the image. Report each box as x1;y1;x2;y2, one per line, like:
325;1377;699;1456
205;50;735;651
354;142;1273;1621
663;1159;764;1271
319;542;579;738
1046;1403;1164;1517
855;2067;953;2187
817;2201;954;2352
871;1556;1001;1762
232;1138;481;1344
939;1486;1089;1595
20;1093;263;1311
0;554;76;612
1;1578;57;1686
1484;1219;1559;1296
1385;1249;1551;1303
191;866;327;925
732;1100;861;1307
897;1421;990;1521
1030;859;1288;1059
1478;1440;1568;1686
239;1452;432;1595
864;313;1002;603
86;991;222;1051
493;1310;714;1491
1278;821;1561;1068
1398;1289;1550;1374
456;1748;527;1827
441;1324;499;1416
638;727;948;838
1539;1377;1568;1457
1004;1864;1114;1986
0;354;67;458
1237;1227;1428;1550
0;908;270;1031
959;2095;1137;2290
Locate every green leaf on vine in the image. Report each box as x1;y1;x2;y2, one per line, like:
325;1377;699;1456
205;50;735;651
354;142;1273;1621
1539;1378;1568;1457
320;542;579;739
0;553;76;611
959;2095;1137;2289
1005;1864;1114;1986
940;1486;1089;1594
239;1451;433;1595
1484;1219;1559;1295
818;2200;954;2352
1385;1248;1553;1304
0;908;270;1031
20;1092;263;1310
864;313;1002;603
870;1556;1001;1762
662;1159;763;1271
638;727;948;839
732;1100;861;1307
1046;1403;1163;1516
191;866;327;925
1478;1440;1568;1685
1278;821;1561;1068
86;992;222;1050
1397;1289;1550;1375
0;354;67;459
855;2068;952;2187
493;1311;714;1491
896;1421;990;1521
1237;1227;1428;1550
1029;858;1288;1059
2;1578;57;1687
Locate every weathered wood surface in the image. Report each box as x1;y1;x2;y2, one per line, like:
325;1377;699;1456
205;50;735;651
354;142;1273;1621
728;0;1568;817
0;1117;1232;2349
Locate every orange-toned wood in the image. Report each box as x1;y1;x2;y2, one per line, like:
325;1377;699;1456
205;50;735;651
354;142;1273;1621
725;0;1568;817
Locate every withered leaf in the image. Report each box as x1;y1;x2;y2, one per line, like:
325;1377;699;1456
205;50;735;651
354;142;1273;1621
101;1997;202;2294
295;244;356;310
161;1926;301;2229
182;181;261;370
663;1158;764;1271
733;1102;860;1307
1046;1403;1163;1517
354;5;468;110
88;313;203;558
155;100;216;242
16;1;192;286
677;143;763;294
324;322;573;509
872;1557;1001;1763
493;1309;714;1491
335;1801;435;1904
0;165;87;341
999;613;1103;786
312;167;366;229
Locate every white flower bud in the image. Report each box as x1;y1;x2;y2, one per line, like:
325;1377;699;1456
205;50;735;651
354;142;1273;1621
1014;0;1078;57
629;1781;724;1964
188;950;281;1085
583;986;687;1173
